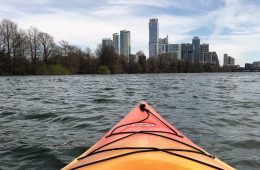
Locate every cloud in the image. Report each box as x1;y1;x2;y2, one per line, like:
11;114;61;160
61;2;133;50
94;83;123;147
206;0;260;64
0;0;260;65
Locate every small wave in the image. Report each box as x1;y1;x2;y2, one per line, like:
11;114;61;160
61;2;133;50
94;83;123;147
10;144;65;169
87;115;105;121
73;123;92;129
232;159;260;169
215;85;227;89
65;146;88;158
185;107;200;111
92;98;119;104
102;87;115;91
51;115;79;123
232;139;260;149
217;118;240;127
0;111;17;118
24;112;59;121
27;97;41;101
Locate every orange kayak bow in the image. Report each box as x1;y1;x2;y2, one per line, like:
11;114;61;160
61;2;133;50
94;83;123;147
62;101;235;170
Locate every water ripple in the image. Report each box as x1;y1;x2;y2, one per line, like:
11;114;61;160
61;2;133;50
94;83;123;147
0;73;259;170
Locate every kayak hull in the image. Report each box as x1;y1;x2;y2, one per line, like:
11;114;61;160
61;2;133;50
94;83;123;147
62;101;235;170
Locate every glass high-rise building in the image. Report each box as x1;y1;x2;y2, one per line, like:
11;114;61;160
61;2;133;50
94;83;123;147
168;44;182;60
102;38;113;47
192;37;200;63
204;52;219;65
113;33;119;54
181;43;193;61
200;43;209;63
159;36;168;54
149;19;159;58
120;30;131;57
224;54;235;66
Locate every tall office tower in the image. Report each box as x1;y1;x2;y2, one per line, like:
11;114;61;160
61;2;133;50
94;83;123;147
204;52;219;65
181;43;193;62
212;52;219;66
168;44;182;60
252;61;260;69
200;43;209;63
224;54;229;65
102;38;113;47
230;57;235;65
204;52;212;64
120;30;131;57
113;33;119;54
149;19;159;58
159;36;168;54
192;37;200;63
223;54;235;66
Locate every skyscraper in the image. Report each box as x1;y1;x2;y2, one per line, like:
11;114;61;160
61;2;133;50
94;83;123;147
224;54;235;66
113;33;119;54
212;52;219;66
168;44;181;60
181;43;193;62
192;37;200;63
200;43;209;63
252;61;260;69
159;36;168;54
120;30;131;57
102;38;113;47
149;19;159;58
204;52;219;65
224;54;229;65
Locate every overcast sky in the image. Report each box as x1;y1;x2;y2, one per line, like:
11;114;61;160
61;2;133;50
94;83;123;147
1;0;260;65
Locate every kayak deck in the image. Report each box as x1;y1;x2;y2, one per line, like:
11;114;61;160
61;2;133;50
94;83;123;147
62;102;235;170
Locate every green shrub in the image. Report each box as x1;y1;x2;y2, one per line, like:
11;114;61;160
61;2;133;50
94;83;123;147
97;65;111;74
37;64;70;75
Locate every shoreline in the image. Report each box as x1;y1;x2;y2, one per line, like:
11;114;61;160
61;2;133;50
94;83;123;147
0;71;259;77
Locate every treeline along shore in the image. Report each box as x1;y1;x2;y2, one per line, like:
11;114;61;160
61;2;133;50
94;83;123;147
0;19;234;75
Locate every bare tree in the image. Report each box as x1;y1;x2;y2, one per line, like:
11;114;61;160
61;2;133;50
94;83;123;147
38;32;55;64
15;30;29;74
9;22;19;74
59;40;69;68
0;22;5;72
59;40;69;57
0;19;17;72
27;27;41;73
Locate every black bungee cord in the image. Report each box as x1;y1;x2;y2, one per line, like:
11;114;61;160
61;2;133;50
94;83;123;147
107;103;183;138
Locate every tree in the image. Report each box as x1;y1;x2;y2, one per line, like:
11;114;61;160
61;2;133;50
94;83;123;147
96;44;121;73
84;47;97;74
27;27;41;73
59;40;69;68
10;23;19;74
146;57;158;73
0;19;17;73
138;54;147;73
14;30;29;74
38;32;55;64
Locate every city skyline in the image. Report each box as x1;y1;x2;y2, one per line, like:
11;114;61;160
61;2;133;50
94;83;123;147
1;0;260;65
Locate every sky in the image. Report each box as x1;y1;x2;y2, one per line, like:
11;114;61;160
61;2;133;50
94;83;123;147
1;0;260;66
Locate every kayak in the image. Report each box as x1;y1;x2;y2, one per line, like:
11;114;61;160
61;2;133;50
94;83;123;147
62;101;235;170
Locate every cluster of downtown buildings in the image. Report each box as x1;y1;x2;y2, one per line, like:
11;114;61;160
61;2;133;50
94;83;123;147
149;19;237;66
102;30;131;57
102;18;240;66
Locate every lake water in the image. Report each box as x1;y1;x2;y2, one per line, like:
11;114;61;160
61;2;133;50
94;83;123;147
0;73;260;170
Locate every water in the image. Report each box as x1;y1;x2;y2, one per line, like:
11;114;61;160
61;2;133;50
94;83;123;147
0;73;259;170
